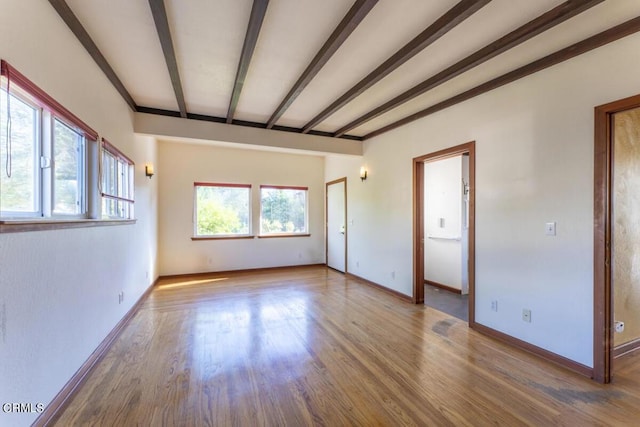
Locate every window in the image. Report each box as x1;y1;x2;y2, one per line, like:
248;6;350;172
260;185;308;235
101;139;134;219
194;183;251;237
0;60;96;220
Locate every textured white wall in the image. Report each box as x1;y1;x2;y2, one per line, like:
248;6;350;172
158;141;325;275
0;2;158;426
324;33;640;368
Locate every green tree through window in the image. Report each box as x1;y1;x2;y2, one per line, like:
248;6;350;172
195;184;250;236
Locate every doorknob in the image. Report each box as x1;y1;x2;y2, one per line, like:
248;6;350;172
340;225;345;234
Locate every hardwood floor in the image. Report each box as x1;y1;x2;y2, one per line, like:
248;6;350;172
54;266;640;426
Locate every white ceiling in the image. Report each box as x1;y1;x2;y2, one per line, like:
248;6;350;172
62;0;640;139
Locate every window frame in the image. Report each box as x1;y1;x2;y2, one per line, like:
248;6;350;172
0;60;135;232
259;184;309;237
100;138;135;219
192;182;253;239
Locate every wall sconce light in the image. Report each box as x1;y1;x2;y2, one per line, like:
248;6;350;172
145;164;154;179
360;166;368;182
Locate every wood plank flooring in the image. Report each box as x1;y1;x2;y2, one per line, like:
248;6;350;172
54;266;640;426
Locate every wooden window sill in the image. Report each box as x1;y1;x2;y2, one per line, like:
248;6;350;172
191;235;255;241
0;218;136;233
257;233;311;239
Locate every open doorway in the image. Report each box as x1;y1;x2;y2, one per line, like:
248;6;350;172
594;94;640;383
413;142;475;325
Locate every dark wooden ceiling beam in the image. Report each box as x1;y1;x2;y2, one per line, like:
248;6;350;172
335;0;604;137
363;15;640;140
227;0;270;123
265;0;379;129
149;0;187;118
48;0;137;111
300;0;491;134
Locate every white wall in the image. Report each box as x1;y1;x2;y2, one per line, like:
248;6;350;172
0;2;158;426
325;33;640;368
158;141;325;275
424;156;463;291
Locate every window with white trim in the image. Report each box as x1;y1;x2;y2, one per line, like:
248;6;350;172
259;185;308;235
101;139;134;219
194;183;251;237
1;61;93;219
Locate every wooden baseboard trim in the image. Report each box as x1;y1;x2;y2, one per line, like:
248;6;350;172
158;263;326;282
472;323;593;378
614;337;640;359
33;279;157;427
346;272;412;303
424;279;462;294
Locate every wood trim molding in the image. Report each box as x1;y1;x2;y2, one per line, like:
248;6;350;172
32;280;157;426
0;219;136;234
413;141;475;326
227;0;269;123
472;323;593;378
266;0;378;128
191;235;255;241
148;0;187;118
335;0;603;137
257;233;311;239
346;272;412;303
158;263;326;282
593;92;640;383
47;0;137;111
302;0;490;134
614;338;640;359
424;280;462;295
365;15;640;140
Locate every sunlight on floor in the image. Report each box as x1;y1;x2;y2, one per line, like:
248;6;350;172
156;277;228;290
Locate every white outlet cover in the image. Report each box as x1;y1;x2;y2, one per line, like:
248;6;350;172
545;222;556;236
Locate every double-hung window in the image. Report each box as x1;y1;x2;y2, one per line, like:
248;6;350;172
0;60;96;220
193;183;251;237
101;139;134;219
259;185;308;235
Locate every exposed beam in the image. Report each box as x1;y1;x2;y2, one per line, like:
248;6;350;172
227;0;270;123
265;0;379;129
300;0;491;134
148;0;187;118
47;0;137;111
363;15;640;140
336;0;604;137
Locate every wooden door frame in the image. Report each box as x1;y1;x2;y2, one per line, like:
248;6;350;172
413;141;476;326
593;93;640;383
326;177;348;273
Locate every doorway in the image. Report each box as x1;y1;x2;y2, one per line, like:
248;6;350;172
594;94;640;383
326;177;347;273
413;142;475;325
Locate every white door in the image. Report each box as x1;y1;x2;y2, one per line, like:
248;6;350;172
327;179;346;272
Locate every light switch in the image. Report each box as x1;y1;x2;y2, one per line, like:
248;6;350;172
545;222;556;236
439;218;445;228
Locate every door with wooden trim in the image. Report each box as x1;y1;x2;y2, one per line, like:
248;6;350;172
326;178;347;273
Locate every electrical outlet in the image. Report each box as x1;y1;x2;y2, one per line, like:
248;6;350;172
615;321;625;333
118;291;124;304
491;300;498;312
522;309;532;323
391;271;396;279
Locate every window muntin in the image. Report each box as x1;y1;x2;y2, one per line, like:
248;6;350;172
194;183;251;237
260;185;308;235
101;139;134;219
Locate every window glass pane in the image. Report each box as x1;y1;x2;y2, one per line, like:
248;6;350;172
260;187;307;234
195;185;250;236
101;147;133;219
0;90;39;214
53;119;83;214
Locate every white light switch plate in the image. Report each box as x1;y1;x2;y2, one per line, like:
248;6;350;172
545;222;556;236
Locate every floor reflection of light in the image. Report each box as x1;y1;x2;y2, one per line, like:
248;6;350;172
156;277;228;290
192;296;310;382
